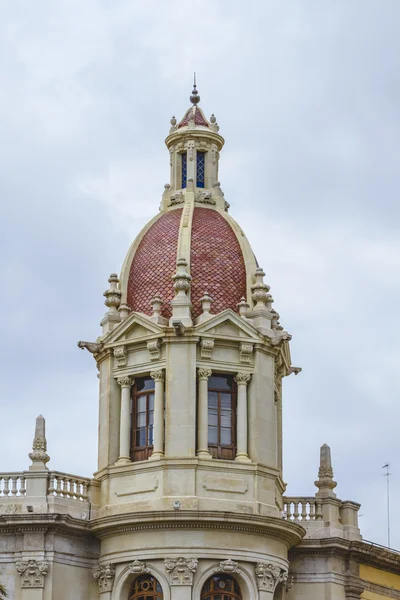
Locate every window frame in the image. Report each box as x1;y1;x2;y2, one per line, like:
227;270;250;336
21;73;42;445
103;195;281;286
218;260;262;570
196;150;206;188
207;374;237;460
181;152;187;188
130;377;155;462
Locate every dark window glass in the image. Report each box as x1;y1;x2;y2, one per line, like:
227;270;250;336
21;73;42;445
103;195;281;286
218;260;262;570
207;375;236;460
129;575;163;600
196;151;205;187
131;377;155;461
201;575;241;600
181;152;187;188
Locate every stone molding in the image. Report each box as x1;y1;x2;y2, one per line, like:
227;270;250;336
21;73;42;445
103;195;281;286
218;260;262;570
198;368;212;381
93;563;116;593
117;375;133;388
214;559;239;573
130;560;150;574
150;370;165;383
255;562;288;592
200;338;214;359
16;560;49;588
164;557;198;585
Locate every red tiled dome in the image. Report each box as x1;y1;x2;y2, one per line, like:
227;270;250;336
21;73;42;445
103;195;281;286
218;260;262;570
126;207;247;320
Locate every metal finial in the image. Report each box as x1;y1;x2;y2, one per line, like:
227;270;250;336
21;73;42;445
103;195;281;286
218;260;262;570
190;72;200;105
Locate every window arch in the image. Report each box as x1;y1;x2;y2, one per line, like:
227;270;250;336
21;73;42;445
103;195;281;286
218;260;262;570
129;574;163;600
201;575;242;600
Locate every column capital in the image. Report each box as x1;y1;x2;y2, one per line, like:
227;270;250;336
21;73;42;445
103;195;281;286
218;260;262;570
117;375;133;388
16;560;49;588
234;372;251;385
198;368;212;381
255;562;288;593
150;369;165;382
93;563;116;594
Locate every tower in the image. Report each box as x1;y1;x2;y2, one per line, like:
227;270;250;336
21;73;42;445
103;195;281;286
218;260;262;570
82;81;303;599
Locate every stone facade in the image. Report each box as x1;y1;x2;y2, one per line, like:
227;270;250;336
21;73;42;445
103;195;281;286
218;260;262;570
1;85;399;600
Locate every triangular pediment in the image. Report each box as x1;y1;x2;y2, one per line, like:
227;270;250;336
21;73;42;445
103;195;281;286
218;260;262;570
103;312;164;346
195;309;262;342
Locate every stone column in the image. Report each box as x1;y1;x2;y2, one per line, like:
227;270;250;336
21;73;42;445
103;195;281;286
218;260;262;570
197;369;212;459
149;370;165;460
116;376;133;464
234;373;251;462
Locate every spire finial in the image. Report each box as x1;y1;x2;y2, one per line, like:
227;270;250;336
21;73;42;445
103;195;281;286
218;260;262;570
314;443;337;498
190;72;200;105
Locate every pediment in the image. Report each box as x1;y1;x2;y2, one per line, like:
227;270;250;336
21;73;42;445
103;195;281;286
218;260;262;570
103;312;164;346
195;309;262;342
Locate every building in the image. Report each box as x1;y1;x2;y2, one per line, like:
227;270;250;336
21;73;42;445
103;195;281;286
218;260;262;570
1;84;399;600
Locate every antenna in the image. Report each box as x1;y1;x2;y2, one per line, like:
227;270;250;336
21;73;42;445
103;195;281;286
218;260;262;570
382;463;391;548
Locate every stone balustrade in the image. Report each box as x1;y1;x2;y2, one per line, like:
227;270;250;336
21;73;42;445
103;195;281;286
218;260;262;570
0;473;26;497
48;471;90;501
283;496;323;521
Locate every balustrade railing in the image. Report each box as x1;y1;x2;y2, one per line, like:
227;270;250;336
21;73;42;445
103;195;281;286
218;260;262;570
283;496;323;521
0;473;26;497
47;471;90;502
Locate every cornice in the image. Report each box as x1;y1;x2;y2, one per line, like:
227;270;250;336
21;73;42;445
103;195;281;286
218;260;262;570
290;538;400;575
89;510;305;548
165;129;225;151
0;513;94;539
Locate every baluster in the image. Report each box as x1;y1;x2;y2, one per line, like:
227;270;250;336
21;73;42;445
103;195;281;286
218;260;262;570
316;500;323;520
3;477;10;497
56;476;63;497
48;474;55;495
293;501;300;521
282;502;288;519
11;477;18;496
19;476;26;496
65;478;72;498
81;481;88;501
309;500;316;521
301;501;308;521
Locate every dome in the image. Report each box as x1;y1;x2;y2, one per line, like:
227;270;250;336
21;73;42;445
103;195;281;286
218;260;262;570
121;205;252;320
118;85;258;323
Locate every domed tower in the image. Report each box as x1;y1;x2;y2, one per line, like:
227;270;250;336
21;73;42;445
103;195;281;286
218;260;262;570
86;82;304;600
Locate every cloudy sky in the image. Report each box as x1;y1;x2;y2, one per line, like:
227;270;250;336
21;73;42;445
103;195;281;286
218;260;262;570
1;1;399;549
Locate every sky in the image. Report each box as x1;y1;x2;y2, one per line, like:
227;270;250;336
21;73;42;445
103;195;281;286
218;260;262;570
1;0;399;549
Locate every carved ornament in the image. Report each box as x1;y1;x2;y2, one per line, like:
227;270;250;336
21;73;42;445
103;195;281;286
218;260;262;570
117;375;133;388
239;343;253;364
114;346;127;368
200;338;214;359
234;373;251;386
147;339;161;361
198;368;212;381
93;563;116;593
169;191;185;206
255;562;288;592
214;559;239;573
195;190;216;205
150;370;165;383
16;560;49;588
164;557;198;585
130;560;150;574
77;340;104;359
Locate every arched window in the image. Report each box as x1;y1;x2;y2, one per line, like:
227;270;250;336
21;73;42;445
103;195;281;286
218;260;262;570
201;575;242;600
208;374;237;459
129;575;163;600
131;377;155;461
